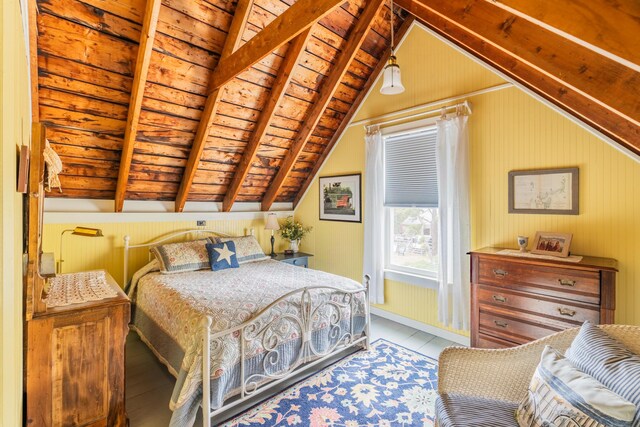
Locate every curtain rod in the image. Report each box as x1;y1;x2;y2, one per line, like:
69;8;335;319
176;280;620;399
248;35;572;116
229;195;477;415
354;82;512;129
365;101;470;130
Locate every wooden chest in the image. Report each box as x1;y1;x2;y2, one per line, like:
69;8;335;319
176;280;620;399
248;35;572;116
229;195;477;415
470;248;617;348
26;272;130;426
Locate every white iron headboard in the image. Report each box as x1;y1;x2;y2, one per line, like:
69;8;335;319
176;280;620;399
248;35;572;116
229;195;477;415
123;229;233;289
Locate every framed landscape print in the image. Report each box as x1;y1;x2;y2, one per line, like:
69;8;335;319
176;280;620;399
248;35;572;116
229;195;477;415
319;174;361;222
508;167;579;215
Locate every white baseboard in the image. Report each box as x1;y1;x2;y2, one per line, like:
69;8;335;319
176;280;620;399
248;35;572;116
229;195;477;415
370;306;470;346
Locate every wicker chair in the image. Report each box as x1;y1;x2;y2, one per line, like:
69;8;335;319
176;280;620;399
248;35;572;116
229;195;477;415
435;325;640;426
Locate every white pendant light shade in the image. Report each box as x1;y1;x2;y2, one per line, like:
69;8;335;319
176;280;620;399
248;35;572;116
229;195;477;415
380;55;405;95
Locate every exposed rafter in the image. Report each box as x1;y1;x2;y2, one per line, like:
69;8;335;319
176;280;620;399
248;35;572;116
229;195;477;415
261;0;386;211
175;0;347;212
486;0;640;67
396;0;640;156
207;0;349;94
293;16;416;208
222;29;313;212
113;0;162;212
174;0;254;212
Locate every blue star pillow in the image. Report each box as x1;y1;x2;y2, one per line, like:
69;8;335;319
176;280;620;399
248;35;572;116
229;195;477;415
206;241;239;271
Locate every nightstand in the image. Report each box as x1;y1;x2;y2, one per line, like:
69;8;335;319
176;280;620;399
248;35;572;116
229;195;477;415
273;252;313;268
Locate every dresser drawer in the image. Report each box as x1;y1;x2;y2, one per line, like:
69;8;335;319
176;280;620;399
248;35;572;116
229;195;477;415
281;257;308;268
478;258;601;304
477;285;600;325
478;310;562;344
477;332;518;349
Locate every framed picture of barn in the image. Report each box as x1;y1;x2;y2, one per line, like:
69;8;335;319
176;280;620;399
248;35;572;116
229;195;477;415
319;174;361;223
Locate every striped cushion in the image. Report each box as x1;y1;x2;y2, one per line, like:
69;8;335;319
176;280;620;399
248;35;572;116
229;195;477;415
566;321;640;426
436;394;518;427
213;236;269;264
516;346;636;427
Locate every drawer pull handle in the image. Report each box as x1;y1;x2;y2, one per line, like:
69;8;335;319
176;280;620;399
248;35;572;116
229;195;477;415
558;307;577;317
494;320;508;328
492;295;507;303
558;279;576;287
493;269;509;278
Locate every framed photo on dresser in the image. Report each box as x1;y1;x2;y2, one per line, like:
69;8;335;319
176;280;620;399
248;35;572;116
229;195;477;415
531;231;573;258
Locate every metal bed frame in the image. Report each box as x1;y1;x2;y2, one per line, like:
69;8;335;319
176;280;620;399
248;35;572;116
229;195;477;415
123;229;371;427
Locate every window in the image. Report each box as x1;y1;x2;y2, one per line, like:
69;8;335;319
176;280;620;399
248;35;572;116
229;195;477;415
383;125;439;286
388;207;439;275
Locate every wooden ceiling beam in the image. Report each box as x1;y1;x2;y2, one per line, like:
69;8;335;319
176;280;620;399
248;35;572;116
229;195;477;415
397;0;640;156
207;0;348;94
486;0;640;67
293;16;415;208
222;29;313;212
113;0;162;212
261;0;386;211
174;0;253;212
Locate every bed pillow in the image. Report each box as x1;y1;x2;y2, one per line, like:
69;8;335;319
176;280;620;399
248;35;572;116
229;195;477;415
213;235;269;264
565;321;640;426
516;346;636;427
206;241;239;271
150;239;211;274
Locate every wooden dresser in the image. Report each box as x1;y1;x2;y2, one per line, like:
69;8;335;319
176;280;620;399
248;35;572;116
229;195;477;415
26;271;130;426
470;247;617;348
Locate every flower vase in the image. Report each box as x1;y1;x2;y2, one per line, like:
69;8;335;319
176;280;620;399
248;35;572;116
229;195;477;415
289;239;300;253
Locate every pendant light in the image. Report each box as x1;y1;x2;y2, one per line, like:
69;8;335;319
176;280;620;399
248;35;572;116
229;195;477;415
380;0;405;95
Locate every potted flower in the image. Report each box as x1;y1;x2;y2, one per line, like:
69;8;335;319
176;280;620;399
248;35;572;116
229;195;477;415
279;217;312;253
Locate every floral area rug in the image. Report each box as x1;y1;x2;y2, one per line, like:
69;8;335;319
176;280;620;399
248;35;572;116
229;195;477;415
222;339;438;427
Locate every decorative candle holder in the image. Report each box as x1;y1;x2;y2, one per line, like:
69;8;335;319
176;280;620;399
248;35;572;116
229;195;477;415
517;236;529;252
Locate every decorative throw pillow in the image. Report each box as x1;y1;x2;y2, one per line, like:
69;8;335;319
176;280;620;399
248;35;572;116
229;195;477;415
150;239;211;274
566;321;640;426
212;235;269;264
206;241;239;271
516;346;636;427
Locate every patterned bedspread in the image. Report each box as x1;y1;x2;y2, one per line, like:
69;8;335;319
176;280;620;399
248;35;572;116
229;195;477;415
131;259;367;427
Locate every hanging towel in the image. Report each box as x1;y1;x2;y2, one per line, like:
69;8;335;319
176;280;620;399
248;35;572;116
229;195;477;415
43;139;63;192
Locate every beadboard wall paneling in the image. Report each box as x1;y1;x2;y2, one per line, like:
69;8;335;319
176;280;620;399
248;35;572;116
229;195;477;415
296;24;640;335
42;219;287;286
1;0;30;423
469;87;640;326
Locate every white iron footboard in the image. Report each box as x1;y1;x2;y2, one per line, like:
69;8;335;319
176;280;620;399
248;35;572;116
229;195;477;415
201;275;371;427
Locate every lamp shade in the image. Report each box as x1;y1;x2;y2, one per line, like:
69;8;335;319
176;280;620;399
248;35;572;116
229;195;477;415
380;55;405;95
71;226;103;237
264;214;280;231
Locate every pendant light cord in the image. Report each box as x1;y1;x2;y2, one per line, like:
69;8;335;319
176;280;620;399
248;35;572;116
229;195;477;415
390;0;395;53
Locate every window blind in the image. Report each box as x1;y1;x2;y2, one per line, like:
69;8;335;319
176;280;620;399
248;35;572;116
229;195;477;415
384;127;438;207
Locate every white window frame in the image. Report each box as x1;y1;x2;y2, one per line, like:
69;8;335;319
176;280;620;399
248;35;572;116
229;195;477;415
382;118;439;290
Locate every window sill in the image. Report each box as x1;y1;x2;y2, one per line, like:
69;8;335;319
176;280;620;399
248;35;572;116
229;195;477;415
384;269;439;289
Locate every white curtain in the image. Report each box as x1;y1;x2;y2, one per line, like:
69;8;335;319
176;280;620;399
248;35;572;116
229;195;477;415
436;114;470;331
363;125;385;304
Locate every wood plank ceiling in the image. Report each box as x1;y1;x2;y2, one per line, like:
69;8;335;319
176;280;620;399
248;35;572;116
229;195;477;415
35;0;409;211
33;0;639;211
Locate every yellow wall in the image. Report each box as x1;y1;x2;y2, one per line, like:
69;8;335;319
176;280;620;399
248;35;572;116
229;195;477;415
42;218;290;286
295;24;640;334
1;0;30;424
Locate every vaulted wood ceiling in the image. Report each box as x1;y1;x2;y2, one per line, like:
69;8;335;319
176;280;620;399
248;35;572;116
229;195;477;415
32;0;639;212
33;0;410;211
